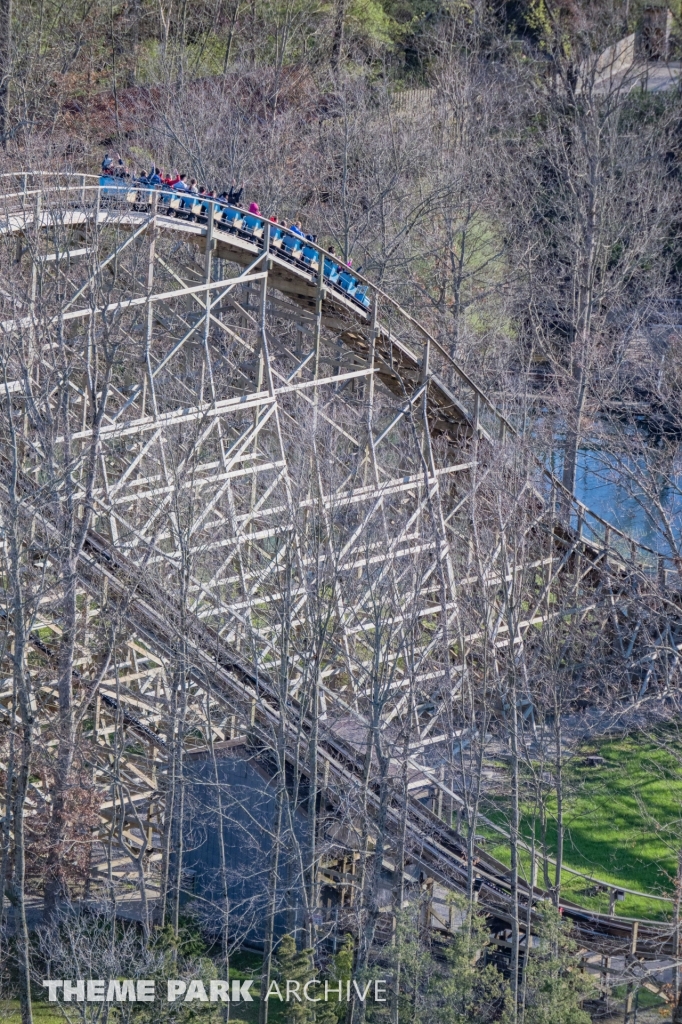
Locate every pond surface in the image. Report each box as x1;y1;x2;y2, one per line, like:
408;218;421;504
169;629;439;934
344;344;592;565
549;444;682;556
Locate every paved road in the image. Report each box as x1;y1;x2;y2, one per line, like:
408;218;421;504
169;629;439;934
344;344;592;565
598;60;682;94
640;61;681;92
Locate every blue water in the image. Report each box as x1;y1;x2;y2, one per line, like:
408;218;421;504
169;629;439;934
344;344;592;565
550;446;682;556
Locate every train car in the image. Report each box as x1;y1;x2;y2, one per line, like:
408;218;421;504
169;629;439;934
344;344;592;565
355;286;371;310
220;206;244;232
167;195;183;215
181;194;204;219
122;180;372;314
323;257;341;284
301;244;319;271
241;214;264;239
282;233;303;260
99;175;138;207
337;270;358;298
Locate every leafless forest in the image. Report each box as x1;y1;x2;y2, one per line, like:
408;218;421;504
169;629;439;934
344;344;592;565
2;2;682;1023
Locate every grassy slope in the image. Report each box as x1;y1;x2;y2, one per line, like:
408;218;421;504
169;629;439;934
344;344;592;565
0;953;277;1023
0;1005;259;1022
0;1006;64;1023
5;732;681;1020
485;732;682;920
0;998;278;1023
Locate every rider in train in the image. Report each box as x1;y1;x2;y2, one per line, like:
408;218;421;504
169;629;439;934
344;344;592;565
100;153;370;311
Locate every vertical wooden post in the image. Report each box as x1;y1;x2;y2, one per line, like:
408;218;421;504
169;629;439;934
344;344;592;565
200;197;216;406
673;859;681;1024
341;855;347;907
623;921;638;1022
258;220;275;398
420;334;430;383
599;886;617;1002
574;509;584;599
320;757;329;825
363;291;380;493
143;191;158;418
312;236;324;429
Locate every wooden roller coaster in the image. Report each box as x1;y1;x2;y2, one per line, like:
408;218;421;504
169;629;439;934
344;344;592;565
0;174;678;969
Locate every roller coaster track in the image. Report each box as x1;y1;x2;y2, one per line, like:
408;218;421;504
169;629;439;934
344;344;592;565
15;503;675;962
0;173;677;962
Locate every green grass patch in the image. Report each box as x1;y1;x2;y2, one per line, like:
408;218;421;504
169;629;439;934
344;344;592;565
0;1003;64;1022
0;1004;258;1022
0;954;279;1023
0;994;275;1023
612;984;667;1009
481;731;682;921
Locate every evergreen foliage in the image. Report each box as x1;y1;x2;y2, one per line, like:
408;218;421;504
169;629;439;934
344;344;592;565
522;904;595;1024
381;900;512;1024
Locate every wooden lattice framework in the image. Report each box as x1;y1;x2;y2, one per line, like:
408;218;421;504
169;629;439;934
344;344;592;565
0;174;677;960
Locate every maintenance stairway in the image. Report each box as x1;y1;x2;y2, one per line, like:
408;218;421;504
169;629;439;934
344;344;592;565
0;173;678;963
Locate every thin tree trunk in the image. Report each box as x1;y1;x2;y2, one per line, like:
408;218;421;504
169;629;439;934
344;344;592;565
391;745;409;1024
540;794;552;890
222;0;240;73
129;0;140;85
562;150;597;504
259;786;283;1024
509;689;520;1020
346;718;378;1024
352;719;392;1024
307;666;319;950
554;711;564;908
207;692;231;1021
673;850;682;1023
4;396;34;1024
561;371;587;501
170;653;188;937
0;0;11;145
260;552;293;1024
43;327;114;918
44;553;78;916
12;744;33;1024
520;825;536;1021
331;0;347;71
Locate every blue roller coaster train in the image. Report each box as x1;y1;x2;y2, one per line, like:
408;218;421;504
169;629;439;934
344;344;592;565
99;174;372;311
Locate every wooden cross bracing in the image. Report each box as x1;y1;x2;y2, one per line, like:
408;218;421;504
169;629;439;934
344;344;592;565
0;177;677;954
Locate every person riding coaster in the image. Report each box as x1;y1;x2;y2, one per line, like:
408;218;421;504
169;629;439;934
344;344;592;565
98;152;370;311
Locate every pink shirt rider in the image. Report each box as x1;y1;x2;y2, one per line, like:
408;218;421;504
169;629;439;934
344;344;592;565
248;202;260;215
